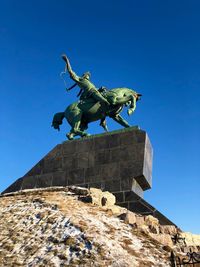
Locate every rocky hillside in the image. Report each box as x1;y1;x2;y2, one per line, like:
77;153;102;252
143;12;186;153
0;187;199;267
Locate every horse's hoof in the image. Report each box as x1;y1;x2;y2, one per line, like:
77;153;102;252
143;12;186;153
127;109;134;116
66;133;74;140
82;133;90;138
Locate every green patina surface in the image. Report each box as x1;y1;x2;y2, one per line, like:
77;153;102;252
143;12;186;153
52;55;142;140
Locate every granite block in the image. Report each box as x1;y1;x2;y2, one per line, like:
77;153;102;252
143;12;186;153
88;152;95;167
119;130;145;146
52;171;67;187
62;141;77;156
124;191;141;202
107;134;120;148
21;176;37;190
134;175;151;191
76;138;94;152
104;179;121;192
99;163;120;181
143;135;153;188
63;155;77;170
85;167;100;177
45;144;63;160
120;146;139;161
132;179;144;197
36;173;53;188
74;183;89;188
153;210;176;226
94;150;111;164
43;157;62;173
109;147;121;162
77;152;89;169
94;137;108;150
139;198;156;212
68;169;85;185
114;192;124;203
129;201;153;214
88;181;105;190
25;159;44;177
120;161;142;180
120;177;133;191
88;175;102;183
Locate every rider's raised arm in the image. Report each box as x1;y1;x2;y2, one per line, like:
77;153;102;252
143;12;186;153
62;54;80;83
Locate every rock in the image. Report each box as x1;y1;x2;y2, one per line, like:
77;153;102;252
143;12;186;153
160;225;178;235
106;205;127;216
181;232;200;247
68;186;89;196
119;211;137;225
162;245;172;252
1;187;198;267
78;195;92;203
89;188;116;207
149;233;174;247
140;225;150;235
145;215;160;234
135;215;145;227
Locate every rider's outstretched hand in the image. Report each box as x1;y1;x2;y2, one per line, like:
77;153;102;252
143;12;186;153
61;54;68;62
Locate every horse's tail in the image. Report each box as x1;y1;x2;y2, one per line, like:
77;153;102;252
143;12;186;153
52;112;65;131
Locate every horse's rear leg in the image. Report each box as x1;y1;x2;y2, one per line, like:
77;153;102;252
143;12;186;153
67;112;89;140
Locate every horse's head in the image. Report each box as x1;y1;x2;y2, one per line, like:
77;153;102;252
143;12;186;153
127;91;142;116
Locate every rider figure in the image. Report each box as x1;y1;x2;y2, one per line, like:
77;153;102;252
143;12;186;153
61;55;110;106
61;55;110;139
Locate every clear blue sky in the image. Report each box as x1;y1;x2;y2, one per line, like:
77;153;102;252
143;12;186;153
0;0;200;233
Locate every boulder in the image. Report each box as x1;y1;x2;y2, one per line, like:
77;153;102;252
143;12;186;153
89;188;116;207
119;211;137;225
124;211;137;225
160;225;178;235
135;215;145;227
149;233;174;247
68;186;89;196
181;232;200;247
106;205;127;216
144;215;160;234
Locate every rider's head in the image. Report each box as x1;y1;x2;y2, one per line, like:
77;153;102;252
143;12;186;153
98;86;107;93
82;71;91;80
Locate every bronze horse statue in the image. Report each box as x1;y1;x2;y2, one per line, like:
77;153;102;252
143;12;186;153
52;87;141;140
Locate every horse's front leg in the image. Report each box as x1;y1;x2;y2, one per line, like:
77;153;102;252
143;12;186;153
67;110;89;139
111;114;130;128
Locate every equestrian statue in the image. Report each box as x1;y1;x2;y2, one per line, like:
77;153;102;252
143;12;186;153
52;54;142;140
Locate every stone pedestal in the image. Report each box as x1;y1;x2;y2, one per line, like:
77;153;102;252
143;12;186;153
3;127;152;194
2;127;175;226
